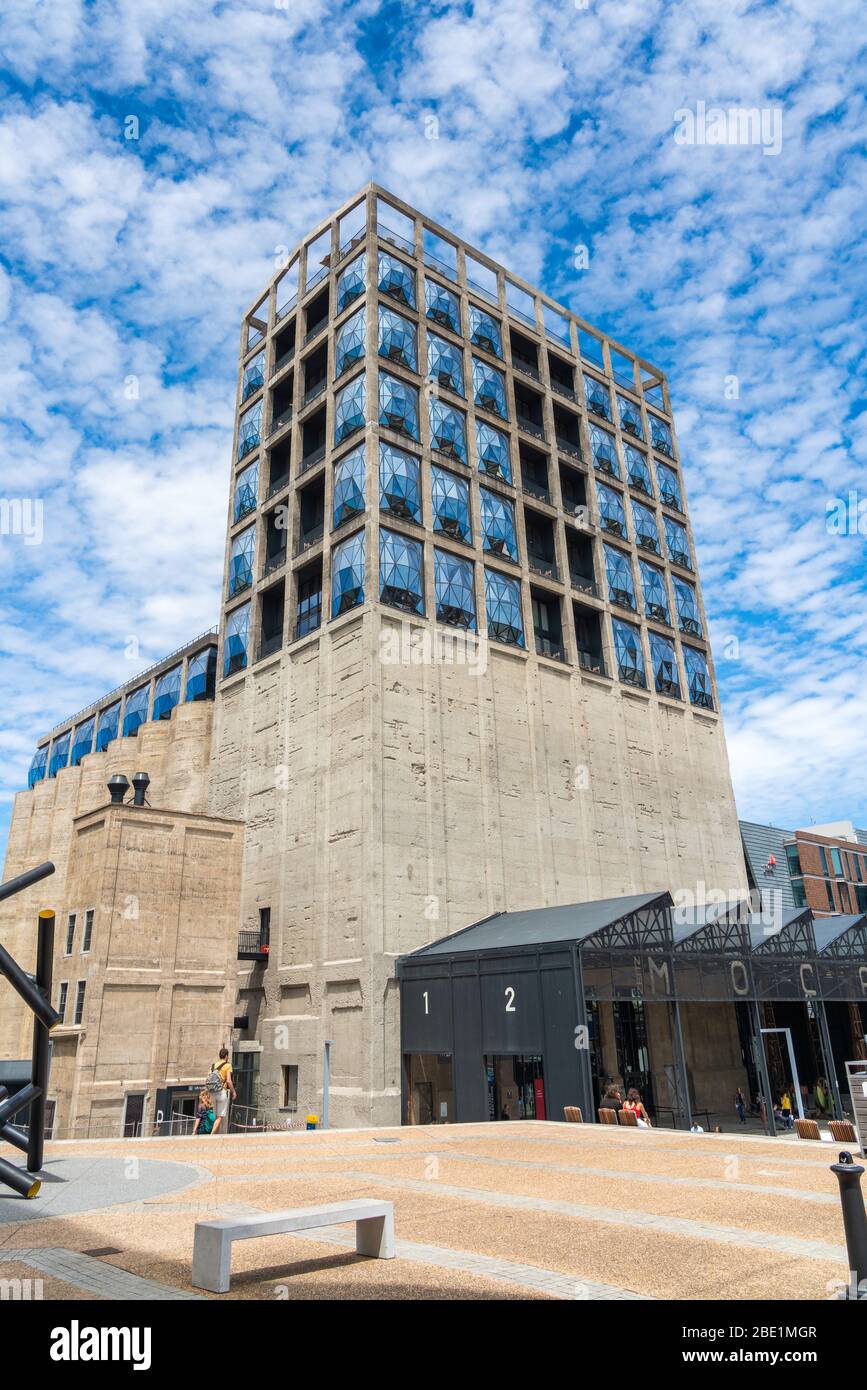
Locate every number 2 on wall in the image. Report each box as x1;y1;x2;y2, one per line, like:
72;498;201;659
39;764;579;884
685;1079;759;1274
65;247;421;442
504;986;516;1012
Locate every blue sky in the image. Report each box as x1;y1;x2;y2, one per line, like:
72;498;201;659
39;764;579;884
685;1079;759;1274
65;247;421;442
0;0;865;861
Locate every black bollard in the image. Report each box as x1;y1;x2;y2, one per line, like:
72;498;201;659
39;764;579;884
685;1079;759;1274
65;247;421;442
831;1151;867;1299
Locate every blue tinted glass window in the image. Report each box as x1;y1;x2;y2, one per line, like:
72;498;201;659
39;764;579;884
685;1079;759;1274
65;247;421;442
683;645;713;709
331;531;365;617
379;527;424;614
617;393;644;440
122;685;150;737
95;701;120;752
229;525;256;595
379;441;421;522
379;371;419;440
335;306;366;375
484;568;524;646
612;618;646;688
480;487;517;561
153;664;183;720
186;648;217;701
48;730;71;779
224;603;251;676
336;252;366;313
434;549;476;629
335;373;366;443
472;358;508;419
475;420;511;482
625;446;652;496
604;543;636;610
673;577;702;636
632;499;660;554
427;332;464;395
429;399;467;462
664;516;691;569
469;305;502;357
378;305;417;371
597;481;626;537
639;560;670;623
28;745;49;788
237;401;262;461
431;465;471;542
425;279;460;333
241;349;265;403
333;443;366;527
584;375;611;420
377;251;416;308
233;460;259;523
589;424;619;478
71;716;95;767
649;632;681;697
656;461;682;510
649;413;673;456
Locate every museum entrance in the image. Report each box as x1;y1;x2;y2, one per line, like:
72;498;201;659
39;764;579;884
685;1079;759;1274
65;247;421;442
403;1053;454;1124
485;1054;546;1120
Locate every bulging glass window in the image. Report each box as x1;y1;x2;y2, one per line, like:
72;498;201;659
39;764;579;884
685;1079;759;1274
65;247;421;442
186;648;217;702
378;251;416;309
379;440;420;522
379;371;419;440
122;685;150;737
480;487;517;561
431;465;471;542
378;305;417;371
475;420;511;482
233;460;259;523
95;701;120;752
484;568;524;646
612;618;646;688
429;399;467;462
28;745;48;788
333;443;366;528
649;413;673;456
425;279;460;334
335;373;366;443
379;527;424;614
584;376;611;420
335;305;366;376
649;632;681;697
242;349;265;403
639;560;670;623
673;576;702;636
664;516;691;569
472;358;508;418
427;331;464;395
336;252;366;313
589;424;619;478
656;461;682;511
632;499;660;554
237;401;262;461
71;716;95;767
625;445;652;496
434;549;476;629
331;531;365;617
596;481;626;537
617;393;644;440
468;305;502;357
48;729;71;779
224;603;251;676
683;645;713;709
153;664;183;720
229;524;256;595
604;543;636;610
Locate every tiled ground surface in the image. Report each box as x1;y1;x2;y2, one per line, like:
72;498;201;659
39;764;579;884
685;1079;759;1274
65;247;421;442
0;1122;857;1300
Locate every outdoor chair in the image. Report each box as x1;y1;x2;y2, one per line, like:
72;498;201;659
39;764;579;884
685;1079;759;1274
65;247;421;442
829;1119;857;1144
794;1118;821;1141
563;1106;583;1123
618;1108;638;1127
598;1107;619;1125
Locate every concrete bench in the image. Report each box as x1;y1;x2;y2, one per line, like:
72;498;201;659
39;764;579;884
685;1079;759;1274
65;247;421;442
191;1199;395;1293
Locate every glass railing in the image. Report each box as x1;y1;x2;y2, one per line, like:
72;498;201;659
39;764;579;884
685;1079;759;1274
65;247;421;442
296;523;324;554
263;550;287;576
299;444;326;474
512;358;540;382
517;414;545;440
570;572;596;596
521;477;550;503
334;231;366;266
528;555;558;580
467;276;499;307
508;304;538;332
550;379;576;401
294;607;322;641
377;222;414;255
276;293;297;322
268;473;290;498
258;632;283;660
304;319;328;346
304;264;329;294
303;379;327;407
535;634;566;660
268;406;293;439
423;249;457;281
271;349;294;377
555;435;581;459
578;648;605;675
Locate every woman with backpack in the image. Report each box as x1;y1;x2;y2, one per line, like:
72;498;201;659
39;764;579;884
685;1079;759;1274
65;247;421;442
192;1090;216;1136
206;1047;237;1134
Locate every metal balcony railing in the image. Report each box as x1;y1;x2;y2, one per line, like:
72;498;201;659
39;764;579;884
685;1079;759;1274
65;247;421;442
550;379;576;401
276;293;297;323
299;444;326;474
294;606;322;641
263;550;287;577
268;474;290;499
521;477;551;504
570;572;596;596
517;414;545;440
512;358;540;382
528;555;558;581
303;378;327;407
268;406;293;440
535;635;566;661
237;929;270;962
555;435;582;460
296;524;324;555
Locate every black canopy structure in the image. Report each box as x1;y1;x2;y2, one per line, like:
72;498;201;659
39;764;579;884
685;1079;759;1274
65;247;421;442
397;893;867;1131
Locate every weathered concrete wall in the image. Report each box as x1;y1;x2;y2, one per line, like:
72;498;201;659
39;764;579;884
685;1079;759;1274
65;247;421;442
209;606;747;1128
0;701;216;1061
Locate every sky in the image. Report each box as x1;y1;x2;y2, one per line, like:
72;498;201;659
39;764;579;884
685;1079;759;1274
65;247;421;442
0;0;865;861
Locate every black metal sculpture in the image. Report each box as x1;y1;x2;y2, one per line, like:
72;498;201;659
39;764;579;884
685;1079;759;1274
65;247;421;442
0;861;59;1197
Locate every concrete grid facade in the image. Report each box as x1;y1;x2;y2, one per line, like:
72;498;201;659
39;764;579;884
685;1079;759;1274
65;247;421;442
210;184;747;1127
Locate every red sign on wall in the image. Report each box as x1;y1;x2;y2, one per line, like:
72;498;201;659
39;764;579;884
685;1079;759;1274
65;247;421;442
534;1076;546;1121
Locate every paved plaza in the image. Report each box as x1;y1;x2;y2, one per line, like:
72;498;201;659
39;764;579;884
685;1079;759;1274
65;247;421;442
0;1121;857;1301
